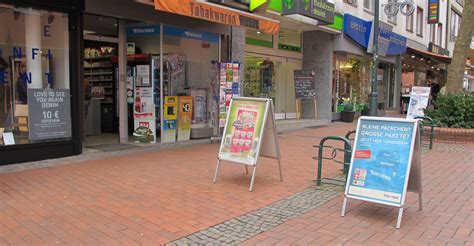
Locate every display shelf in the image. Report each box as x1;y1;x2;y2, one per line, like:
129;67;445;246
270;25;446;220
84;66;113;69
84;72;113;75
87;79;114;82
84;56;112;60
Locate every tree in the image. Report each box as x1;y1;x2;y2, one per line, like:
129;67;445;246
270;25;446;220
446;1;474;92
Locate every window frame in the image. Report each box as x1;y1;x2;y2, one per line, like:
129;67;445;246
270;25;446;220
416;7;424;37
406;11;414;32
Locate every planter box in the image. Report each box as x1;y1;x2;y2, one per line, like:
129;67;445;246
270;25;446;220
332;112;341;121
431;127;474;144
341;111;355;123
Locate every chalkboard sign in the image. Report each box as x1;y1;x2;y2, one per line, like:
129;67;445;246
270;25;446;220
294;70;316;100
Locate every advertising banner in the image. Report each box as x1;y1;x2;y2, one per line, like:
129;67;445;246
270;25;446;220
345;117;417;207
133;87;156;143
407;86;431;119
27;89;72;141
428;0;440;24
219;98;267;165
219;62;241;127
178;96;193;141
163;96;178;143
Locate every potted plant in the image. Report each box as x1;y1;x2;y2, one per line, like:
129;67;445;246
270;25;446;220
341;97;355;123
361;103;370;116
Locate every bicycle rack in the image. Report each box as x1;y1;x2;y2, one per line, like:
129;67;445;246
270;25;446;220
314;136;353;186
343;130;357;175
415;116;438;150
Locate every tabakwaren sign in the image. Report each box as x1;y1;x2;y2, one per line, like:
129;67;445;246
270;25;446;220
282;0;335;25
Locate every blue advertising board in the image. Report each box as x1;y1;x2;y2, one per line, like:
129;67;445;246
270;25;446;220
344;14;372;48
344;117;418;207
343;14;407;56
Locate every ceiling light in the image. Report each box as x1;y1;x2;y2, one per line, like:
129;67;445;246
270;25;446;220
256;31;261;34
411;55;416;59
420;58;424;61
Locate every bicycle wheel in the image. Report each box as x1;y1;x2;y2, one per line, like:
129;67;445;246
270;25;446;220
400;2;415;16
384;3;399;17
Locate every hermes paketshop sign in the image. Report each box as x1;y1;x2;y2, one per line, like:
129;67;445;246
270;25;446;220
154;0;279;35
282;0;335;25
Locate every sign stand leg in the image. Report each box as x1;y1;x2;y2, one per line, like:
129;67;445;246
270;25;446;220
396;207;404;229
277;158;283;181
213;159;221;183
245;165;249;174
341;197;348;217
418;192;423;211
249;165;258;192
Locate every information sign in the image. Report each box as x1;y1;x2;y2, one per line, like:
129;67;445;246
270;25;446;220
214;97;283;191
342;116;423;229
27;89;72;141
407;86;431;119
294;70;316;100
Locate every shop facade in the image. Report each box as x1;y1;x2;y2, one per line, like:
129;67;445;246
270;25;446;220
332;14;407;120
400;41;450;113
0;0;84;165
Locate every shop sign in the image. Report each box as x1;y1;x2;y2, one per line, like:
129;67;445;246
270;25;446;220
428;0;440;24
344;14;372;48
294;70;316;100
345;14;407;56
345;117;418;206
163;26;219;43
282;0;335;25
127;25;160;36
215;97;282;191
177;96;193;142
428;42;449;56
154;0;279;35
219;98;268;165
27;89;72;141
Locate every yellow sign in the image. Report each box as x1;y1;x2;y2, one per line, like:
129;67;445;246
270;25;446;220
154;0;279;35
164;96;178;120
178;96;193;141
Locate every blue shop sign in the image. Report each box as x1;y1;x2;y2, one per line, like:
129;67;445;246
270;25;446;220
343;14;407;56
344;14;372;48
127;25;219;43
127;25;160;36
386;32;407;56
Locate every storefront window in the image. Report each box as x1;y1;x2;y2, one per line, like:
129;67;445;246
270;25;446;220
245;29;273;48
0;4;71;146
127;24;219;143
333;54;371;112
278;29;301;52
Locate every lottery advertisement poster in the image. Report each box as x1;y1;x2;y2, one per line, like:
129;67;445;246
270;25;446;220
219;98;267;165
345;117;417;207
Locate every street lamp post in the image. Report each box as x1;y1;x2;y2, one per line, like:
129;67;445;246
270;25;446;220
369;0;414;116
369;0;380;116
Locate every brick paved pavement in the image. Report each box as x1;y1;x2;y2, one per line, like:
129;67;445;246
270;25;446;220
242;143;474;245
1;121;472;245
0;123;355;245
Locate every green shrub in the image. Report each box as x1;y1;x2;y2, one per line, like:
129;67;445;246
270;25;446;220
424;92;474;128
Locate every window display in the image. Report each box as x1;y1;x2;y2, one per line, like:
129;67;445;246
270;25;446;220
0;5;71;146
127;24;219;143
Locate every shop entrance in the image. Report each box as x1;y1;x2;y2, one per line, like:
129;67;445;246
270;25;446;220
243;55;300;120
83;14;120;147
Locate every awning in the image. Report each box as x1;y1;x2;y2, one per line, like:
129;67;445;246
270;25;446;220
407;47;451;63
154;0;280;35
